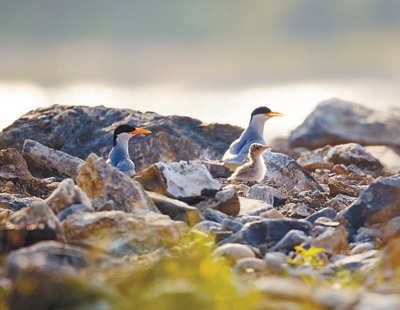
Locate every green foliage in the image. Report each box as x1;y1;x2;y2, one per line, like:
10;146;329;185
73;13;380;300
109;231;261;310
287;245;325;267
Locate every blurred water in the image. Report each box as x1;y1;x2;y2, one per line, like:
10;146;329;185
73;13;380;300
1;78;398;142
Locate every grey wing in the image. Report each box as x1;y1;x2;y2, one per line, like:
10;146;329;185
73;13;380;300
116;158;136;177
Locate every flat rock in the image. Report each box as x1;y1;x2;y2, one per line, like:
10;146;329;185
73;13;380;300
289;98;400;149
0;148;33;180
238;197;273;216
146;191;202;226
263;152;323;193
77;153;158;213
242;219;312;247
62;210;184;255
337;174;400;228
136;160;221;204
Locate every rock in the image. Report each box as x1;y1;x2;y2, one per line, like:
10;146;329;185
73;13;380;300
242;219;312;247
0;194;43;211
354;292;400;310
233;257;267;273
269;230;308;252
350;242;375;255
296;145;334;171
136;160;221;204
337;174;400;228
77;153;158;213
201;208;230;223
324;194;356;212
1;201;64;252
22;139;85;179
289;98;400;149
5;240;109;309
306;207;337;224
383;216;400;243
57;204;94;222
213;243;255;264
280;202;314;218
194;189;239;216
192;220;223;232
264;251;288;266
270;137;309;160
260;208;286;219
263;151;324;193
62;210;183;255
238;197;273;216
221;218;243;233
45;178;93;214
326;143;383;176
0;105;242;172
307;225;349;255
313;287;360;310
333;250;379;270
146;191;202;226
328;180;365;198
246;184;288;206
0;148;33;180
354;227;383;244
365;145;400;174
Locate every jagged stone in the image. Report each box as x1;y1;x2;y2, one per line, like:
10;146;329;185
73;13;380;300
242;219;312;247
194;189;239;216
5;240;109;309
0;194;43;211
296;145;334;171
328;180;365;198
263;152;323;193
22;139;85;179
307;225;349;255
289;98;400;149
77;153;158;213
45;178;93;214
146;191;202;226
1;202;64;252
323;194;356;212
0;148;33;180
57;204;94;222
62;210;183;255
269;230;308;252
337;174;400;228
136;160;221;204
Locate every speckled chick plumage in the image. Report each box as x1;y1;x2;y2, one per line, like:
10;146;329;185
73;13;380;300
228;143;271;182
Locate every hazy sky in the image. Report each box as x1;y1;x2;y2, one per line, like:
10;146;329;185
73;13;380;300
1;0;399;137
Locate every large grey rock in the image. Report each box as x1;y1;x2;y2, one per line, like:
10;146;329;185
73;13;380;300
289;98;400;149
242;219;312;247
263;152;323;193
62;210;184;255
337;174;400;228
77;153;158;213
5;240;109;309
136;160;221;203
0;104;242;172
0;148;33;180
22;139;85;179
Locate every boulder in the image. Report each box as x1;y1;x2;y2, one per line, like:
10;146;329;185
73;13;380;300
1;202;64;252
289;98;400;149
62;210;184;255
146;191;202;226
337;174;400;228
0;148;33;180
263;152;323;193
0;194;43;211
22;139;85;179
5;240;109;309
136;160;221;204
194;189;240;216
0;105;242;172
77;153;158;213
45;178;93;214
242;219;312;247
296;146;333;171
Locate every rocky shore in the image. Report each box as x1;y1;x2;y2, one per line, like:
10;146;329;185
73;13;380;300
0;98;400;309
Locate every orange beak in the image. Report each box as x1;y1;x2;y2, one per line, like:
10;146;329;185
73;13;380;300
265;111;284;117
130;127;152;135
